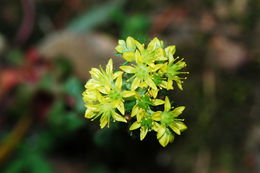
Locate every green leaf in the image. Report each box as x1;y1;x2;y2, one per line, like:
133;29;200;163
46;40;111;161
67;0;125;33
6;49;24;66
64;77;85;112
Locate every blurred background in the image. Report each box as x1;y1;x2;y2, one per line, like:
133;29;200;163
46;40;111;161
0;0;260;173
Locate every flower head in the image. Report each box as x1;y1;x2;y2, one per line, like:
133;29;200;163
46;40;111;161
152;97;187;146
83;59;134;128
83;37;189;147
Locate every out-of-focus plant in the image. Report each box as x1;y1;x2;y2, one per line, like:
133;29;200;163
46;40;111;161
83;37;189;147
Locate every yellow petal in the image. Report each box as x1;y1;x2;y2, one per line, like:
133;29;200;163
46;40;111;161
113;71;123;79
150;63;164;72
89;68;101;79
139;81;147;88
115;74;122;89
177;82;183;90
156;125;166;139
167;79;173;90
152;111;162;121
165;45;176;60
122;51;135;62
145;77;157;90
100;115;109;128
136;112;144;122
147;37;163;51
122;91;136;97
84;109;96;119
169;124;181;135
153;99;165;106
126;36;136;50
116;101;125;115
131;78;141;91
97;87;109;94
152;122;160;131
115;40;125;53
164;96;171;111
140;127;148;141
176;121;187;131
149;89;158;98
169;133;175;143
106;59;113;74
85;79;99;89
172;106;185;117
158;134;168;147
129;121;141;130
120;65;135;73
112;112;127;123
115;45;123;53
135;50;143;64
131;105;139;117
135;41;144;52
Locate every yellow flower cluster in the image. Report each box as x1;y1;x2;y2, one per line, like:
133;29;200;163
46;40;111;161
82;37;188;147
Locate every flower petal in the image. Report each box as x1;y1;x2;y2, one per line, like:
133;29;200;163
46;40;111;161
175;121;187;131
120;65;135;73
135;50;143;64
126;36;136;50
149;89;158;98
145;77;157;90
112;112;127;123
169;124;181;135
153;99;165;106
129;121;141;130
164;96;171;111
158;133;168;147
100;115;109;128
131;105;139;117
152;111;162;121
131;78;141;91
165;45;176;61
172;106;185;117
122;52;135;62
113;71;123;79
147;37;163;51
89;68;101;79
106;59;113;74
140;127;148;141
122;91;136;97
115;74;122;89
156;125;166;139
116;101;125;115
85;109;96;119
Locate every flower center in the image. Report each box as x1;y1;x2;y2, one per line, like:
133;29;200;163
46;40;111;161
100;102;113;113
140;116;153;128
109;89;122;100
161;111;174;125
135;64;149;80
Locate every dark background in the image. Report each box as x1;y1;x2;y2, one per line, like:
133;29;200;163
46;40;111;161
0;0;260;173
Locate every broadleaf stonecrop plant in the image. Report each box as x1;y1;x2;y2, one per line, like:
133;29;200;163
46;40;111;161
82;37;189;147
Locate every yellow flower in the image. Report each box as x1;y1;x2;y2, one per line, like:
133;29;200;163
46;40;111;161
83;58;135;128
84;96;127;128
161;57;189;90
129;112;159;141
130;93;164;121
120;60;162;91
83;37;189;147
87;59;122;92
152;96;187;147
156;124;175;147
115;37;138;62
